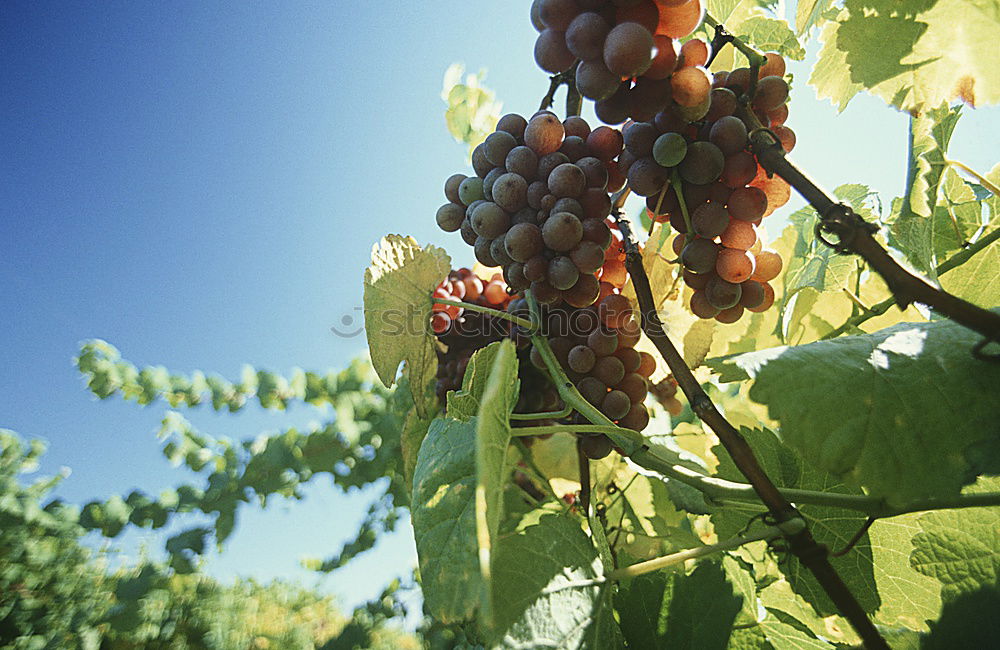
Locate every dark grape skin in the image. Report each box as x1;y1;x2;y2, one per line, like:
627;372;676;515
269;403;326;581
492;173;529;212
582;218;613;248
568;345;597;373
570;240;606;273
482;167;505;201
563;115;591;139
691;201;729;238
496;113;528;141
542;211;584;251
553;197;585;219
617;373;648;404
679;141;725;185
623;121;659;158
472;143;493;178
506;146;539;179
586;126;624;161
471;202;510;239
628;76;670;122
739;279;766;309
580;434;613;459
588;327;618;356
619;403;649;431
705;275;742;310
538;152;571;182
601;390;631;420
474;237;498;266
524;255;548;282
614;347;641;373
505;223;544;262
538;0;580;31
566;11;611;62
580;188;612;220
576;60;621;101
548;163;588;198
577;376;608;405
708;116;748;156
752;76;790;111
565;273;601;307
577;157;609;189
594;83;631;125
705;88;738;123
627;157;670;197
548;255;580;290
436;203;465;232
728;186;768;221
491;237;514;266
681;237;720;274
444;174;467;204
484;131;518;167
592;355;626;386
603;22;653;78
535;28;576;74
460;218;478;245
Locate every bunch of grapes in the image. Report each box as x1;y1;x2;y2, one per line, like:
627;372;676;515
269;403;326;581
432;269;513;403
436;111;634;308
528;295;656;459
530;0;706;123
608;56;791;322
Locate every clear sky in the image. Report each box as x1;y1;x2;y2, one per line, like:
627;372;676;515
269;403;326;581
1;1;996;615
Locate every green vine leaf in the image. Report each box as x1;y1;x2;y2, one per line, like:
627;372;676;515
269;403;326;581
795;0;836;35
737;15;806;60
411;416;481;623
486;508;621;648
810;0;1000;112
362;234;450;418
910;476;1000;599
778;184;872;339
708;315;1000;503
712;428;878;616
446;342;504;420
616;560;746;648
475;340;519;627
921;584;1000;648
442;64;502;157
889;104;963;276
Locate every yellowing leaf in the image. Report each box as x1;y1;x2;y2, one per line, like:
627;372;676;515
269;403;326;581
811;0;1000;113
362;235;450;418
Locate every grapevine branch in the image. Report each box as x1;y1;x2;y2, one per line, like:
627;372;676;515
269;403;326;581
541;524;786;594
613;216;889;650
821;227;1000;340
515;419;1000;516
703;12;1000;346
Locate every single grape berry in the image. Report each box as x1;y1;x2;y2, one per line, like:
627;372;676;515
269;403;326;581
601;390;631;420
542;211;584;251
652;132;687;167
568;345;597;373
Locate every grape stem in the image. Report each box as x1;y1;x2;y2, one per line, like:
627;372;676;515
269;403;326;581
946;159;1000;196
612;214;890;650
540;524;785;593
539;62;581;117
509;424;642;438
671;170;694;234
432;297;536;331
509;405;573;421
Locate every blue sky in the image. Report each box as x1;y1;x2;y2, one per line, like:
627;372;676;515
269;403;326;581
2;1;997;614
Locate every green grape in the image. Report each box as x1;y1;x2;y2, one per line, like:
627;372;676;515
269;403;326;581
652;132;687;167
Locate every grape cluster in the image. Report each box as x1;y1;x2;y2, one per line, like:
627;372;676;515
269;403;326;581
530;0;705;123
432;269;513;403
610;58;791;322
529;296;656;459
436;112;631;309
